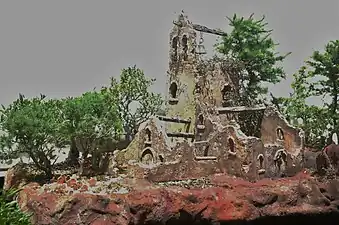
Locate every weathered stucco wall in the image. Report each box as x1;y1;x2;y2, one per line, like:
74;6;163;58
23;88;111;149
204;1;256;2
261;106;302;155
194;120;265;181
115;118;173;167
166;73;196;133
166;13;197;134
196;61;237;109
264;144;303;178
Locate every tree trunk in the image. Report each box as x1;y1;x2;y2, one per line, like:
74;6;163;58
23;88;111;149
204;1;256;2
67;137;79;164
91;151;100;171
329;79;338;143
29;150;53;179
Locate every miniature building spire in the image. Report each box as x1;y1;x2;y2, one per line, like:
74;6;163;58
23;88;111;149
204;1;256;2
166;11;198;136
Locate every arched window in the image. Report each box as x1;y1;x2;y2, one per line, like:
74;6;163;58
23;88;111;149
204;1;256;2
159;155;164;163
197;113;205;131
221;84;233;106
221;84;232;100
198;114;204;125
172;36;178;48
257;154;264;168
276;128;284;140
169;82;178;99
228;138;235;153
141;147;154;165
145;128;151;142
172;36;178;61
182;35;188;61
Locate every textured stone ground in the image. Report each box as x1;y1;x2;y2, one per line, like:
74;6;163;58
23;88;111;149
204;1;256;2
15;170;339;225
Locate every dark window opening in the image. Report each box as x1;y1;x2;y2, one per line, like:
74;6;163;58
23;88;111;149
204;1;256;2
274;150;287;164
172;36;178;48
141;148;154;165
221;84;233;107
159;155;164;162
258;154;264;168
203;145;209;156
182;35;188;61
198;114;204;125
169;82;178;98
281;151;287;162
221;84;232;99
277;128;284;140
228;138;235;153
145;128;151;142
172;36;178;60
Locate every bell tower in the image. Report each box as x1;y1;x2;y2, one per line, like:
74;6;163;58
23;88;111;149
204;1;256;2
165;12;198;134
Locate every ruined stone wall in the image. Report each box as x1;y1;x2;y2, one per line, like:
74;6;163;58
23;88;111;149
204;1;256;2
115;118;174;167
166;14;197;134
192;118;266;181
261;106;302;156
195;60;238;109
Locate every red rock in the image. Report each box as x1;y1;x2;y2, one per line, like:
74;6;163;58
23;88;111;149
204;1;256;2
15;174;339;224
57;175;67;184
3;163;29;190
67;179;77;189
80;184;89;192
88;178;97;187
91;218;116;225
73;181;82;190
54;184;67;194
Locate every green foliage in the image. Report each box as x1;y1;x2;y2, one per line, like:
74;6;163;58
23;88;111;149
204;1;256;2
104;65;163;140
0;94;65;177
60;90;123;172
0;65;160;175
215;14;290;104
275;40;339;148
0;188;32;225
307;40;339;135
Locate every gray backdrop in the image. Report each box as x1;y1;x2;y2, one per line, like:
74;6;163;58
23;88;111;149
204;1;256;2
0;0;338;106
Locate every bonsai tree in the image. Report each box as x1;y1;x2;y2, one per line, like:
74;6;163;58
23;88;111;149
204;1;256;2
274;40;339;148
105;65;163;141
66;66;163;162
215;13;291;105
60;89;122;174
0;94;65;178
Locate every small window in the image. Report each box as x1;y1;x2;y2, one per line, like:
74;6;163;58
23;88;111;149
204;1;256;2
145;128;151;142
172;36;178;48
182;35;188;60
198;114;204;125
257;154;264;168
159;155;164;162
221;84;232;100
169;82;178;98
228;138;235;153
141;148;154;165
172;36;179;61
276;128;284;140
203;145;209;156
274;149;287;163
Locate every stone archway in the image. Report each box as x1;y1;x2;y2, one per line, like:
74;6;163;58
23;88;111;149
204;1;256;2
274;149;287;174
140;147;155;165
276;128;284;140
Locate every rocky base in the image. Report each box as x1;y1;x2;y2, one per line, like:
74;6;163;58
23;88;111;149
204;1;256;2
14;170;339;225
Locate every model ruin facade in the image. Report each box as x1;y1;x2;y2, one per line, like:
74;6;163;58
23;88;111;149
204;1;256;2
114;13;305;182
